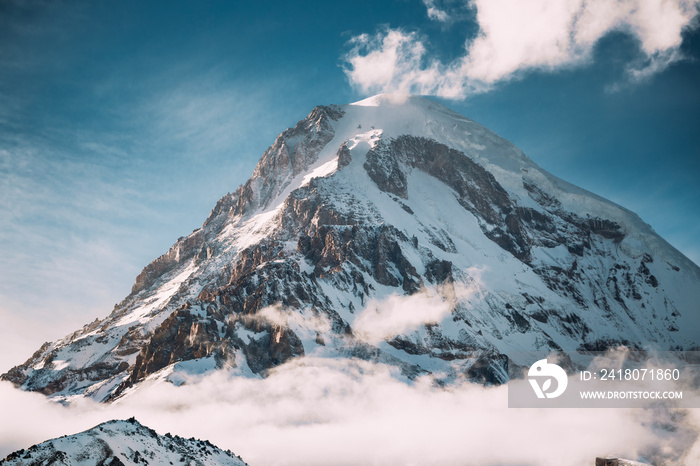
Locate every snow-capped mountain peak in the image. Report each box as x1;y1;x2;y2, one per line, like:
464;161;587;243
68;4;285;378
3;94;698;402
1;418;247;465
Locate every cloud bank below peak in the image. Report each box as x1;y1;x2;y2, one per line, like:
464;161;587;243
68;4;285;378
343;0;700;99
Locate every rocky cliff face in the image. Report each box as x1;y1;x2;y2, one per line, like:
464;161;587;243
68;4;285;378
3;94;699;402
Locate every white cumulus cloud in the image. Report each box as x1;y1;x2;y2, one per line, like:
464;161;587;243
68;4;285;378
344;0;700;98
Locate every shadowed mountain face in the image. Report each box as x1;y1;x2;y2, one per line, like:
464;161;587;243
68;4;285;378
3;94;699;402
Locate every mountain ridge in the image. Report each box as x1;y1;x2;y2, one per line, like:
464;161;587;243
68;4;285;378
0;418;248;466
3;94;698;402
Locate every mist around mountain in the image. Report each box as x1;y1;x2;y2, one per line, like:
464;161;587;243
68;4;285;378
1;94;699;465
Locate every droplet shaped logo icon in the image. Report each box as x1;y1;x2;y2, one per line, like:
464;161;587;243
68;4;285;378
528;358;568;399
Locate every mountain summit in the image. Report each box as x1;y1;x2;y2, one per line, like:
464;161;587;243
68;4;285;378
4;94;699;401
1;418;248;465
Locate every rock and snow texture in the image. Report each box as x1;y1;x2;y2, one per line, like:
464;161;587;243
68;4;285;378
3;93;699;401
0;418;248;466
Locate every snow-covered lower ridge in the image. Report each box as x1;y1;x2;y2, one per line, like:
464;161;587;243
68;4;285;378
0;418;248;465
3;94;699;403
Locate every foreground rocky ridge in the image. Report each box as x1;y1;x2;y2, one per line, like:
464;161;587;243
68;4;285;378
0;418;247;466
3;94;699;401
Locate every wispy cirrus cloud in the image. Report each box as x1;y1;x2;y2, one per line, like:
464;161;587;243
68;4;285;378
344;0;700;98
0;24;285;370
0;73;282;372
423;0;451;22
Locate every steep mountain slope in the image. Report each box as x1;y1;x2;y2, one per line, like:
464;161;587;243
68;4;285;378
0;418;248;465
3;94;699;401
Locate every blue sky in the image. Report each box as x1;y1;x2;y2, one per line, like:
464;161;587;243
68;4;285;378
1;0;699;370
